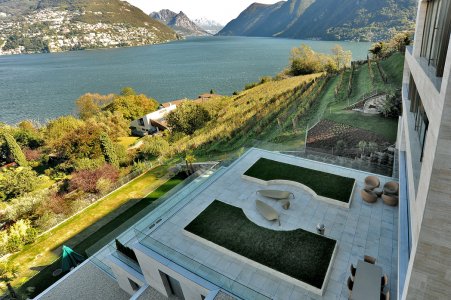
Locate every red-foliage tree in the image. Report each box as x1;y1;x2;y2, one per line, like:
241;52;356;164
69;164;119;194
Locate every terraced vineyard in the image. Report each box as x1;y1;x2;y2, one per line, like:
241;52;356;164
165;52;404;162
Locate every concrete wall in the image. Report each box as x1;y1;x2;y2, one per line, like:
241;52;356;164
108;255;146;296
401;1;451;298
132;243;217;300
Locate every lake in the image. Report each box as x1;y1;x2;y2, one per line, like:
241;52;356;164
0;36;371;124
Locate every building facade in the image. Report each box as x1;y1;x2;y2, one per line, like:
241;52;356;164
398;0;451;298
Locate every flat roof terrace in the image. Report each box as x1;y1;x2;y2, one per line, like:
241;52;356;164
137;148;399;299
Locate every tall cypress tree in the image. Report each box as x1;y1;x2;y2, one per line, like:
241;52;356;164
2;132;27;166
99;133;119;167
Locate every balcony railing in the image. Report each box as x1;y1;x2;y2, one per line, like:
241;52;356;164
135;229;271;300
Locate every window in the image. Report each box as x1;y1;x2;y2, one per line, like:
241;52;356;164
420;0;451;77
408;77;429;161
138;118;144;126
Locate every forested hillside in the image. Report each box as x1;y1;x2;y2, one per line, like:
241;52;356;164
218;0;416;41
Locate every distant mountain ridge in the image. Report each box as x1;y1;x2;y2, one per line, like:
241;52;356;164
218;0;417;41
150;9;210;37
194;17;223;34
0;0;179;55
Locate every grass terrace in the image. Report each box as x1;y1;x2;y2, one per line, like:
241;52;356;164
14;166;183;298
243;158;355;202
185;200;336;289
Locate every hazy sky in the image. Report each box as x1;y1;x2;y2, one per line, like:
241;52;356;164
126;0;281;25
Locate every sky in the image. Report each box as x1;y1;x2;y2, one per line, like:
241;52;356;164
126;0;282;25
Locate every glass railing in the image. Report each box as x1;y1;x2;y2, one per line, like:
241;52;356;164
135;229;271;300
90;166;227;278
90;255;116;279
132;166;227;234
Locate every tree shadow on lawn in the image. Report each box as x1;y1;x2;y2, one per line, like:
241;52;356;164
17;197;146;298
16;173;185;298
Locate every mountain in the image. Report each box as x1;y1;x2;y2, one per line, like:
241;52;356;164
218;0;417;41
194;17;223;35
0;0;179;55
150;9;210;37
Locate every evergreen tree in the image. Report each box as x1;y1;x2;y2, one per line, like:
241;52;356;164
2;132;27;166
99;133;119;167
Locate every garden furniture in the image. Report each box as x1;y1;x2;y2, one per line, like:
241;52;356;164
279;199;290;210
351;260;383;300
364;176;380;190
383;181;399;195
255;200;280;225
361;189;378;203
364;255;377;264
382;194;398;206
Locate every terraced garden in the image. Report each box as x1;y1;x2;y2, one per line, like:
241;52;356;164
185;200;336;289
243;158;355;202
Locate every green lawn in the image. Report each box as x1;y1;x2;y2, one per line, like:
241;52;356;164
244;158;355;202
185;200;336;289
8;165;172;296
117;136;140;148
18;173;185;298
324;111;399;143
379;52;405;87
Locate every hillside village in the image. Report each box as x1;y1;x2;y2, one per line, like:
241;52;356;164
0;8;178;55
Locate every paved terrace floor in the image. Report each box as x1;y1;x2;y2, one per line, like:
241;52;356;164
145;148;399;300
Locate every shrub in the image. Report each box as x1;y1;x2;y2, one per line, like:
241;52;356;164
139;136;170;159
35;212;60;231
3;192;45;222
1;132;27;166
96;178;113;195
0;167;41;200
99;133;119;167
244;82;258;90
260;76;272;84
131;161;150;174
166;102;211;135
41;193;73;215
73;157;105;171
289;44;339;75
0;220;37;254
69;164;119;194
23;148;41;161
335;140;347;154
381;91;402;118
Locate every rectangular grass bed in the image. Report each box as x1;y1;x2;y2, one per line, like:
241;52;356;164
185;200;336;289
244;158;355;203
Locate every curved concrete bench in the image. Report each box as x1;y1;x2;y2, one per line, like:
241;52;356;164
242;175;355;209
257;189;294;199
256;200;280;225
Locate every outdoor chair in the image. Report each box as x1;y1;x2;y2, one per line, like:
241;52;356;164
280;199;290;210
347;276;354;295
364;255;377;264
383;181;399;195
257;190;294;200
255;200;280;225
350;263;356;278
382;193;399;206
361;189;378;203
364;176;380;190
381;274;388;290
